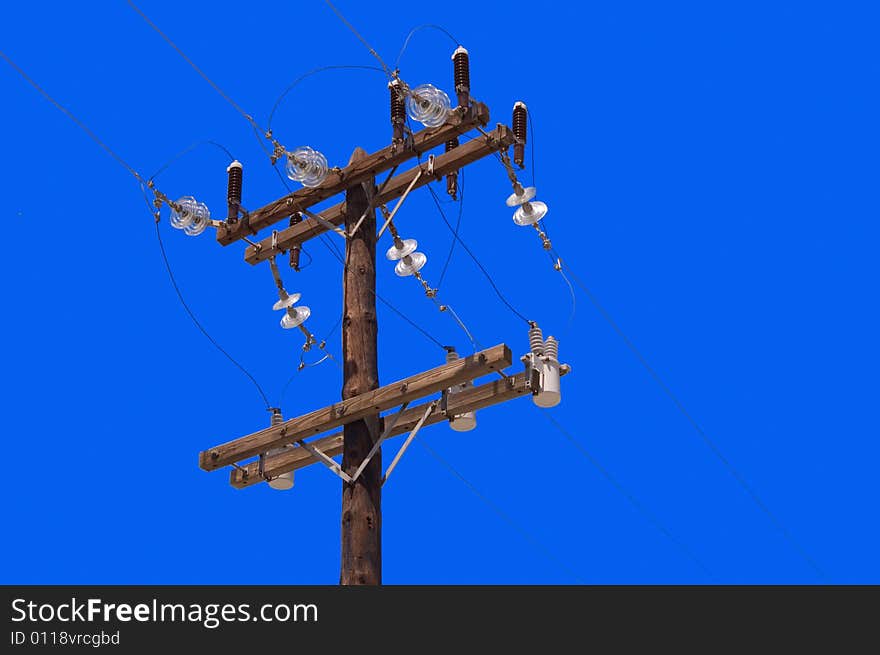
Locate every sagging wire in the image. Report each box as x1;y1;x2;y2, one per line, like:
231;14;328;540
144;185;272;410
425;183;531;325
437;168;465;290
0;45;275;410
395;24;461;69
148;140;236;181
267;64;386;131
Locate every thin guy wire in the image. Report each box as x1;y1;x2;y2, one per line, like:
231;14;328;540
319;231;447;350
149;140;235;181
539;410;715;580
418;439;587;584
127;0;262;132
0;48;145;184
322;0;393;78
152;212;271;410
556;256;827;580
268;64;386;130
425;183;531;325
395;24;460;69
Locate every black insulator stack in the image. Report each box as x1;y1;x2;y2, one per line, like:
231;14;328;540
289;214;302;270
513;102;528;168
226;161;243;222
452;46;470;107
445;138;459;200
390;81;406;143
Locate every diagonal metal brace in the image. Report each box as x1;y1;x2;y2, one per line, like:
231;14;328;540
382;400;438;486
376;170;422;239
350;402;410;483
300;208;348;239
296;439;353;483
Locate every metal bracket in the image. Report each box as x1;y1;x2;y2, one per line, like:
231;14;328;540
376;170;423;239
382;400;438;486
427;154;436;177
300;208;348;239
296;439;353;483
349;402;410;483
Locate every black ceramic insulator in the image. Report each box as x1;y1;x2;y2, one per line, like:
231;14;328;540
513;103;527;168
227;162;243;222
453;47;470;107
390;82;406;142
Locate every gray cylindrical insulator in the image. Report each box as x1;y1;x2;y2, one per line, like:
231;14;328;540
513;102;527;168
446;350;459;363
452;46;470;107
270;409;283;426
529;324;544;355
544;336;559;362
227;160;243;221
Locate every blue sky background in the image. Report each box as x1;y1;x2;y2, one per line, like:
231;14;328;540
1;1;877;584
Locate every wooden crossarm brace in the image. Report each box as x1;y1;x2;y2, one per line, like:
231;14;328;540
216;102;491;246
230;369;547;488
199;343;512;471
243;124;516;265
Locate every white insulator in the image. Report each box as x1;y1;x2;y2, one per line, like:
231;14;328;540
286;146;329;187
529;324;544;355
544;335;559;362
512;200;548;226
394;252;427;277
406;83;451;128
266;411;294;490
385;238;418;261
280;305;311;329
505;186;537;207
272;290;301;311
445;350;477;432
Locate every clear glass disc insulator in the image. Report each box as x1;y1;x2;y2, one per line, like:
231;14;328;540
394;252;427;277
385;238;418;261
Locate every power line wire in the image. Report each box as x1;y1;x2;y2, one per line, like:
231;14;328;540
418;439;586;583
149;139;235;181
0;48;145;184
152;210;271;410
555;255;826;580
426;183;531;325
322;0;393;78
539;410;715;580
395;24;460;69
126;0;261;132
268;64;386;130
437;168;465;290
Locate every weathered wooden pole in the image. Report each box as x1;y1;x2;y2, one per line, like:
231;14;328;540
340;147;381;585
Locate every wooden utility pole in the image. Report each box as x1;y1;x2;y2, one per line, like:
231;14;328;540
340;147;381;585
